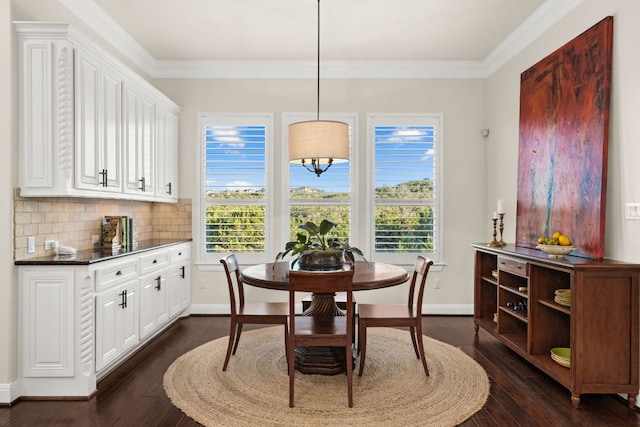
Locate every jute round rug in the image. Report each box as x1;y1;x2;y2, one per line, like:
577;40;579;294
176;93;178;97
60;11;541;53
163;326;489;426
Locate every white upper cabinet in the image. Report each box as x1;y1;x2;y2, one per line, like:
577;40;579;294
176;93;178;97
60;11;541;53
15;22;180;202
156;103;179;202
75;49;123;193
123;82;156;198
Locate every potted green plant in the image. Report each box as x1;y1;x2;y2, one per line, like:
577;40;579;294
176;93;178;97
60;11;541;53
276;219;366;270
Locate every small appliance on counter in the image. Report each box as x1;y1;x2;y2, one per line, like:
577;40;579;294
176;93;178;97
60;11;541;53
57;245;77;257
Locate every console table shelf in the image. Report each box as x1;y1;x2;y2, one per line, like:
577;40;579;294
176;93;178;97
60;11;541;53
472;243;639;409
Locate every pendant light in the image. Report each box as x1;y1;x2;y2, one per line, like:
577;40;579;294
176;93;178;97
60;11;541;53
288;0;349;177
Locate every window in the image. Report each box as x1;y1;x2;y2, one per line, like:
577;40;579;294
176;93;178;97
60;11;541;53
196;112;442;267
368;114;443;264
198;113;273;264
282;114;358;245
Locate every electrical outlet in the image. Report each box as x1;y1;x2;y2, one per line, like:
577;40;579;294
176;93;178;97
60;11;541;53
44;240;55;251
92;235;101;245
27;236;35;254
625;202;640;220
433;278;441;289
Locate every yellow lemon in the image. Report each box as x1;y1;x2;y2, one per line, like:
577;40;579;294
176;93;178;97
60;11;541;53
552;231;562;239
558;235;572;246
537;236;546;244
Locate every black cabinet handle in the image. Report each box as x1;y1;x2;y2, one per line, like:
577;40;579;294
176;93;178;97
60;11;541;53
99;169;108;187
116;270;122;276
155;276;162;291
167;182;172;195
152;259;157;264
118;290;127;309
139;176;146;192
180;266;185;279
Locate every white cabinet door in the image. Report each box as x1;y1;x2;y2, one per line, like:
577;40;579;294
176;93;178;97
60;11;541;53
100;63;123;191
140;96;156;195
121;285;140;352
123;83;140;194
95;286;121;372
75;51;100;190
95;279;139;372
156;105;179;201
139;270;168;339
168;244;191;318
167;263;181;318
20;269;75;378
123;82;155;198
75;50;122;193
168;261;190;318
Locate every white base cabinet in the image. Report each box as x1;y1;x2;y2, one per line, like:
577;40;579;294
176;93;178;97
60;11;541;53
169;245;191;318
18;242;191;398
95;280;139;372
139;250;170;340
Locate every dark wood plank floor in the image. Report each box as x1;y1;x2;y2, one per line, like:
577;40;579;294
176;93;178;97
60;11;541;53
1;315;639;426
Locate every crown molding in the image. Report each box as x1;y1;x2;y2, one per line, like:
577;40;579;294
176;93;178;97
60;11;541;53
58;0;157;76
483;0;584;75
59;0;583;79
153;59;489;79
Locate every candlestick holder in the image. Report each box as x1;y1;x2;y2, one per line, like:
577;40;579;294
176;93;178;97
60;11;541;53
489;218;501;247
498;213;506;246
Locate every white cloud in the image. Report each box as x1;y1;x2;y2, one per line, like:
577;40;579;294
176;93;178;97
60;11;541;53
225;180;254;191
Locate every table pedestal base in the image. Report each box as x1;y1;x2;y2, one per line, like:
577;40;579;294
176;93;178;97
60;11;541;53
294;347;347;375
294;292;354;375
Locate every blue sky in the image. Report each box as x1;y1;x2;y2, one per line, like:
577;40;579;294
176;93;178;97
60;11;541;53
205;124;436;194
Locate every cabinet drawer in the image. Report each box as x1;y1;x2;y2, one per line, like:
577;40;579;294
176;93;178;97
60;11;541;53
170;245;190;264
497;256;528;277
140;251;169;274
96;260;139;291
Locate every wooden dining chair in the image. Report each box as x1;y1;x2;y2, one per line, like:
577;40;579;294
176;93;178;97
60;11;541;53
357;255;434;376
219;254;289;371
288;268;355;408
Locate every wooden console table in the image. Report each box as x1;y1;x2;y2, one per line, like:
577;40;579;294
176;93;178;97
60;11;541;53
472;243;639;409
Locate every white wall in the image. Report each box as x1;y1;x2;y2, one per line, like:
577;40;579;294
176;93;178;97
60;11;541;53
486;0;640;264
0;0;18;400
154;77;488;313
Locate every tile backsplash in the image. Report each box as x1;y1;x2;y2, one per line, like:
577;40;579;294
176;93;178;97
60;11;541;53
14;189;192;260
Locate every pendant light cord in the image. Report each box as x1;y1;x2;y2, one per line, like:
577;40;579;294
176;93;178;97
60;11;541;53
316;0;320;121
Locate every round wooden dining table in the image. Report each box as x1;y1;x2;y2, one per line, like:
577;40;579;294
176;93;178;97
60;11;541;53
240;261;409;374
241;260;409;289
241;260;409;314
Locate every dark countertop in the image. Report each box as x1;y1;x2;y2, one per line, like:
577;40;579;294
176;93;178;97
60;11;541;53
15;239;192;266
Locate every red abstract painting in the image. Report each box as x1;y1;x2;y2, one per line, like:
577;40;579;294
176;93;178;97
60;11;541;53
516;16;613;259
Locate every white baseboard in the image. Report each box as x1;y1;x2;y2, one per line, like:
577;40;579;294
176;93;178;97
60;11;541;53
424;304;474;315
190;304;229;315
0;381;21;405
189;303;474;316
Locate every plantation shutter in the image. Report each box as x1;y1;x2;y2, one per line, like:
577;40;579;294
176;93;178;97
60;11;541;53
201;114;272;259
370;115;442;263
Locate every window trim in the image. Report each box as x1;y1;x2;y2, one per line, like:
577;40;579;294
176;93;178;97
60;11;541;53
196;112;275;265
366;113;445;265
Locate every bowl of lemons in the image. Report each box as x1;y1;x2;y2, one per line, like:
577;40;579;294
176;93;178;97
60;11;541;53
536;232;576;258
